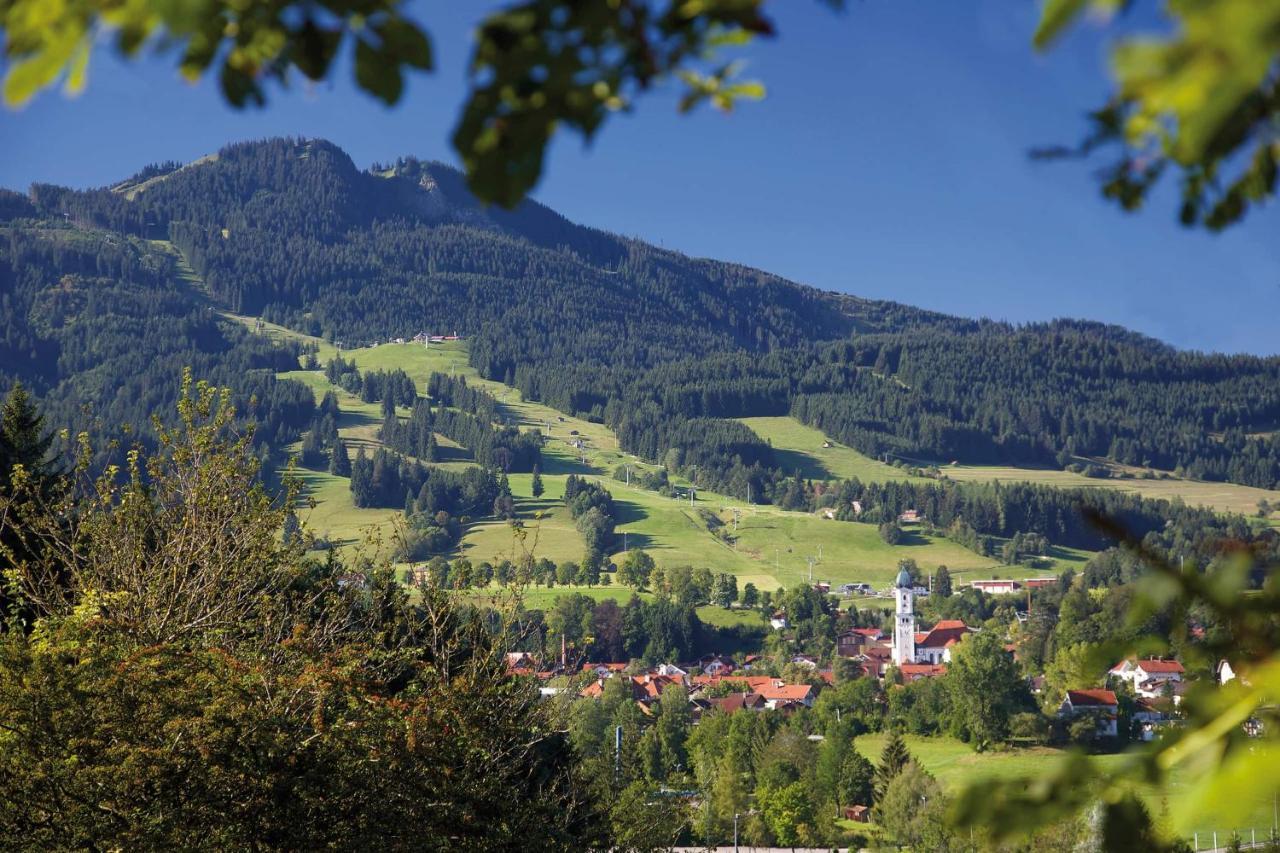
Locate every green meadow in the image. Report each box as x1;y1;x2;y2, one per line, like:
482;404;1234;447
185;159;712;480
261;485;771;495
742;412;1280;520
853;733;1278;844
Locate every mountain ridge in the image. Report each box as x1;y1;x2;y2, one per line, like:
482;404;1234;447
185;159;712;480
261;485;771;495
3;137;1279;492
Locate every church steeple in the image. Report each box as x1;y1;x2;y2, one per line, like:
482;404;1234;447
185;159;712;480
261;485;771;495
892;568;916;665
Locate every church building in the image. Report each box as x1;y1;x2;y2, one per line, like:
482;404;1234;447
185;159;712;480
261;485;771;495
892;569;974;666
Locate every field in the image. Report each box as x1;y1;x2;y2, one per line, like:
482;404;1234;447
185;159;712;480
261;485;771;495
742;413;1280;521
854;734;1278;844
738;416;923;483
942;463;1280;520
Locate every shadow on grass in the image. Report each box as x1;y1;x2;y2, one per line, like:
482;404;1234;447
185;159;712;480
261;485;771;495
898;529;930;546
337;409;380;430
612;498;652;526
538;453;598;476
434;443;473;463
613;531;655;552
773;447;834;480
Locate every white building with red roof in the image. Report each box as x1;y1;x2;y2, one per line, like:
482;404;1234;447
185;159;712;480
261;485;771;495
1109;658;1185;698
1058;688;1120;737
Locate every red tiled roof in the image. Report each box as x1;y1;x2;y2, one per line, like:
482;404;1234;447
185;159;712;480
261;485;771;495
714;692;766;713
917;620;973;649
852;628;883;638
1111;658;1185;675
582;662;627;673
1137;659;1185;674
900;663;947;678
691;675;779;694
1067;689;1118;707
761;683;815;702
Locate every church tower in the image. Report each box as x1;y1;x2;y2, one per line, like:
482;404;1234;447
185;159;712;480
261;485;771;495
892;567;916;665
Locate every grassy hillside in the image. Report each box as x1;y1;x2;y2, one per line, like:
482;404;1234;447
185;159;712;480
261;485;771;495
240;321;1068;588
742;414;1280;521
738;416;923;483
854;733;1277;843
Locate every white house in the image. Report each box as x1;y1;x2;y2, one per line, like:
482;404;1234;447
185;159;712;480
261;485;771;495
1109;659;1185;698
969;579;1021;595
1217;659;1238;685
1058;689;1119;738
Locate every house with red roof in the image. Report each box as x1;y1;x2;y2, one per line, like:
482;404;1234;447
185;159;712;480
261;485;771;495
899;663;948;681
582;662;628;678
1109;658;1185;698
844;805;871;823
968;579;1021;595
714;692;767;714
1058;689;1119;737
837;627;885;658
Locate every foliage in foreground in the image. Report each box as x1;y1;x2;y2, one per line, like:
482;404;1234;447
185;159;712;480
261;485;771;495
0;374;603;850
952;510;1280;850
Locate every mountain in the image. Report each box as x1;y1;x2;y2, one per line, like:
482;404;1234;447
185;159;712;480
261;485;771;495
3;137;1280;493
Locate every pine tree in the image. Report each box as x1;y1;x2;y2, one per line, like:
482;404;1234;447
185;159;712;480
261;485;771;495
350;447;372;506
329;438;352;477
933;565;952;597
0;382;57;490
531;465;544;499
873;730;912;803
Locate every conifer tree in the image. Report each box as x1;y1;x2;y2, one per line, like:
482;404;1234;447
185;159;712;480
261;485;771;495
933;565;952;598
329;438;352;477
531;465;544;499
874;730;912;803
0;382;57;490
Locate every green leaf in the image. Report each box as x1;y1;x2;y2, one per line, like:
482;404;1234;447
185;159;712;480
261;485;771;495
354;38;404;105
376;19;433;71
1034;0;1090;50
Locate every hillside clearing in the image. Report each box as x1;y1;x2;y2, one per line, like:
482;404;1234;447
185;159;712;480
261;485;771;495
743;414;1280;519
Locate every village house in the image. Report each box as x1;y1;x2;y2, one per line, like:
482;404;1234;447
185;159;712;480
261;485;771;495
968;579;1021;595
1217;659;1240;685
857;644;893;676
1022;578;1057;590
688;675;820;710
697;654;735;677
1109;658;1185;698
769;610;789;630
836;627;883;658
581;662;628;679
713;692;767;714
1058;688;1120;738
899;663;948;682
844;805;871;823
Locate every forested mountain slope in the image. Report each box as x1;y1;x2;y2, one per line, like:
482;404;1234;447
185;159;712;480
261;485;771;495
4;137;1280;494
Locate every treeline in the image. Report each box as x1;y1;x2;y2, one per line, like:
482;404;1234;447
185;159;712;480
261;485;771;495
812;475;1256;558
378;374;542;472
0;223;315;467
349;446;505;514
564;475;616;565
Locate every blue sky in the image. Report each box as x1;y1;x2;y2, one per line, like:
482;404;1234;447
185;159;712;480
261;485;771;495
2;1;1276;354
